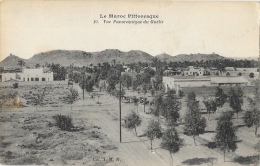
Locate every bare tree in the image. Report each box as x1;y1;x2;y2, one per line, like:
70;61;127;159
31;88;47;111
66;87;79;111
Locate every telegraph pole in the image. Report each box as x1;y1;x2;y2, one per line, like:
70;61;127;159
119;71;122;143
83;72;85;100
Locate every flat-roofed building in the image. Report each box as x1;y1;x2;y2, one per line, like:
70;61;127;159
0;68;53;82
211;76;250;86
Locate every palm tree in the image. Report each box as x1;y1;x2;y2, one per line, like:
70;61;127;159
17;60;25;68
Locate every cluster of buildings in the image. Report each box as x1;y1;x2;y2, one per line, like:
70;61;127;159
158;66;259;91
163;76;251;90
0;67;53;82
163;66;259;77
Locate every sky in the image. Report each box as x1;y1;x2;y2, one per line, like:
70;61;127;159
0;1;259;61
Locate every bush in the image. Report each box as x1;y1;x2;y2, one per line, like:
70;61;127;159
53;114;74;131
13;83;18;89
179;90;185;97
249;72;255;78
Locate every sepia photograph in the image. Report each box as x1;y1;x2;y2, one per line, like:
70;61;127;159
0;1;259;166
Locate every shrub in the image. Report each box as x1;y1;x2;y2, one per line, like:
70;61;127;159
249;72;255;78
13;83;18;89
179;90;185;97
53;114;74;131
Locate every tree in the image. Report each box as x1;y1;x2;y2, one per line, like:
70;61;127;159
228;87;243;119
106;68;120;91
66;88;79;111
121;74;132;90
184;94;207;145
226;72;231;76
17;60;25;68
203;98;217;120
214;112;237;162
215;87;227;109
255;140;260;163
31;88;47;111
145;120;163;150
150;92;164;121
160;127;183;166
132;79;139;91
79;75;94;96
178;90;185;98
162;90;181;126
141;82;151;113
51;63;66;80
35;63;40;68
244;81;260;135
249;72;255;78
132;96;139;114
124;111;142;136
244;110;260;135
187;92;197;109
85;76;94;95
153;74;163;91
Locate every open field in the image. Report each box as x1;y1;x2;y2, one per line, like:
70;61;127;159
0;81;259;166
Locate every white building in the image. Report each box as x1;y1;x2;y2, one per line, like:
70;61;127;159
211;76;250;86
1;68;53;82
163;76;175;90
183;66;204;76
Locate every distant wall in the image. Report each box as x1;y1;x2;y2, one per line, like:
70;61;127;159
0;80;67;88
175;78;211;87
1;73;17;82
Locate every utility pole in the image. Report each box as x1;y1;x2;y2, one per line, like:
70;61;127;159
119;71;122;143
83;72;85;100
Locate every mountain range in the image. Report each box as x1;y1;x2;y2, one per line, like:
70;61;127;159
0;49;229;67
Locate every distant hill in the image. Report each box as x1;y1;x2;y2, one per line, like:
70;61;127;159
91;49;154;65
0;49;154;67
155;53;174;62
0;50;231;67
0;54;26;67
155;53;226;62
27;50;94;66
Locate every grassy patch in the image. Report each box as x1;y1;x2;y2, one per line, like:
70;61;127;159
61;151;85;160
182;157;217;165
233;155;259;165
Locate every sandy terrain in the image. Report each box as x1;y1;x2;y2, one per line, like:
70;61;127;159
0;81;259;166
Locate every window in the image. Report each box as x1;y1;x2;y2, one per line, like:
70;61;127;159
42;78;46;81
23;77;25;81
31;78;34;81
27;78;29;81
35;78;39;81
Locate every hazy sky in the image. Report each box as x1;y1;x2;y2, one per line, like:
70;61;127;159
0;1;259;61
